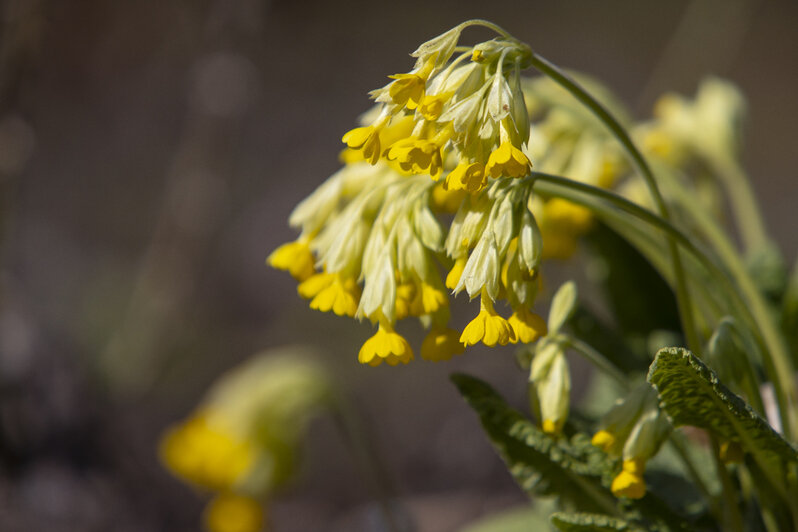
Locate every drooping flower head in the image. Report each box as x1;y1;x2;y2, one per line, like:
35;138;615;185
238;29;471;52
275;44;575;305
343;24;534;191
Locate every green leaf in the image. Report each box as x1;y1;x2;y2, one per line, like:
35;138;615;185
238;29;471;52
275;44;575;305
551;512;641;532
451;373;617;512
453;373;698;531
647;347;798;466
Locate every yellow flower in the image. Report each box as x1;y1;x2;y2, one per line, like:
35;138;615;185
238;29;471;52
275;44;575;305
267;240;315;281
508;307;547;344
358;322;414;366
308;275;361;317
485;141;531;179
421;327;465;361
445;256;467;290
160;414;255;491
297;271;334;299
388;73;426;110
394;281;416;320
444;161;487;193
419;92;452;121
542;419;561;435
387;56;436;110
611;458;647;499
386;138;444;179
591;429;616;452
342;125;382;164
204;493;263;532
460;294;516;347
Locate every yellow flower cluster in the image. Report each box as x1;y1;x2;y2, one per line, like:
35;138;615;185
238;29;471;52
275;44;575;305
342;26;533;192
160;352;330;532
270;28;738;369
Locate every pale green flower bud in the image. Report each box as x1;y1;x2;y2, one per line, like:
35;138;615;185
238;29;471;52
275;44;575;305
548;281;577;334
518;209;543;273
457;231;500;299
530;336;570;435
411;26;463;69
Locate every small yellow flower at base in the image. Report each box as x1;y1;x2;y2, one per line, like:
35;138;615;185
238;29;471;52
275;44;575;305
160;414;254;492
485;141;531;179
309;275;361;317
508;307;547;344
358;323;414;366
444;161;487;193
204;493;263;532
542;419;562;435
611;458;647;499
342;126;382;165
430;183;466;214
445;257;467;290
460;295;516;347
267;240;315;281
719;441;744;464
591;429;616;452
421;327;465;361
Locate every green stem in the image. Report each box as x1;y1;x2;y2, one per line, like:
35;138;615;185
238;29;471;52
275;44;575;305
656;168;797;438
526;52;701;356
531;172;794;501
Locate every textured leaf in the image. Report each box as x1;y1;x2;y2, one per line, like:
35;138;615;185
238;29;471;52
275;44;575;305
647;347;798;465
451;373;616;511
551;512;641;532
453;373;697;531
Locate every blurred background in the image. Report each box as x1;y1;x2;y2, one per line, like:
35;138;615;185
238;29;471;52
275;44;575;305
0;0;796;530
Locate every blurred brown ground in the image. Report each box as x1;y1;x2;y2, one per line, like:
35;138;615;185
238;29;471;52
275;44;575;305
0;0;797;530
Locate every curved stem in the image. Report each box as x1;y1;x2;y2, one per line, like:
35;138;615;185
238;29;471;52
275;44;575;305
526;52;701;355
655;167;797;437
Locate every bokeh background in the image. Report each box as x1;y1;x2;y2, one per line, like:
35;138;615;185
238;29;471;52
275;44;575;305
1;0;797;530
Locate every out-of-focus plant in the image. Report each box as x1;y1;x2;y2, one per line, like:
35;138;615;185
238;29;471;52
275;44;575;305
160;348;332;532
265;20;798;532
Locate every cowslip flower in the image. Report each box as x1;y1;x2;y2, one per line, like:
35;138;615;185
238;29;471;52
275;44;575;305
160;351;331;531
340;25;533;188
